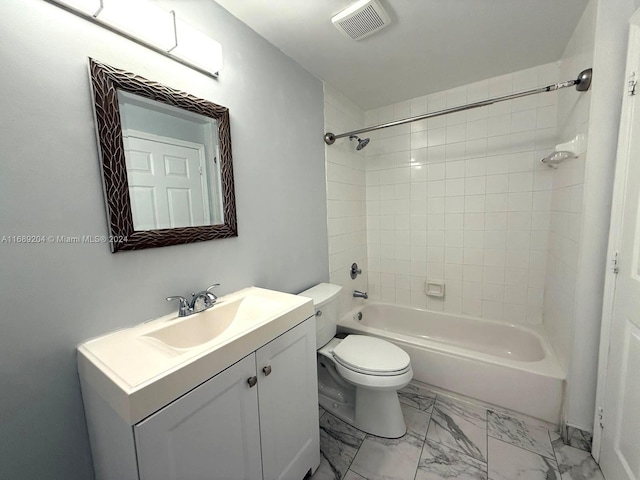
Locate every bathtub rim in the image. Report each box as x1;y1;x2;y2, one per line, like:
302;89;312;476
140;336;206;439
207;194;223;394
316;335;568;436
338;302;565;381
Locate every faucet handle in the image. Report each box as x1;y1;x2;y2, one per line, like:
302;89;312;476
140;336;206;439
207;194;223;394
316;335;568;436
166;296;191;316
166;295;187;303
207;284;220;301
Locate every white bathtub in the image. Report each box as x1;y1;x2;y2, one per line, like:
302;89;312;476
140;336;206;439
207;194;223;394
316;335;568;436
338;303;565;424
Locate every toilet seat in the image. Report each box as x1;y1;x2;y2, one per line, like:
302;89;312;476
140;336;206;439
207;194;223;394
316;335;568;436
316;333;413;434
324;335;411;376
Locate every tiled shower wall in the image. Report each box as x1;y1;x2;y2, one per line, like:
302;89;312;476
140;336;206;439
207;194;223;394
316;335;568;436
543;0;594;373
364;63;560;324
324;84;368;315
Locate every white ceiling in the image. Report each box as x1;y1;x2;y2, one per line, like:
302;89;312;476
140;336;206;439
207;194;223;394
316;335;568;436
213;0;589;110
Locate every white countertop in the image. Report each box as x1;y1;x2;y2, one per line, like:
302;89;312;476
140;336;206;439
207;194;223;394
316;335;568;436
77;287;314;424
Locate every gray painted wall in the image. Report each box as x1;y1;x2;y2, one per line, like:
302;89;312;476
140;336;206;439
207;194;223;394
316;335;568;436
0;1;328;478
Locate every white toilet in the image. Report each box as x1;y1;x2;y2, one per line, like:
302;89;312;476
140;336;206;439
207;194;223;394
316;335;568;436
299;283;413;438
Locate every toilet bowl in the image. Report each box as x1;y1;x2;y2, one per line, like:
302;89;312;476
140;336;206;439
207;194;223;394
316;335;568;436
299;283;413;438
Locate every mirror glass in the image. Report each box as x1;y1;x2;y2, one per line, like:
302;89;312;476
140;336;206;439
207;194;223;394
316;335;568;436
88;58;237;252
118;91;224;230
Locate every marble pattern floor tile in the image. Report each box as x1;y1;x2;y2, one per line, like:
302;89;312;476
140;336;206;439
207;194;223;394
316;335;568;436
416;438;488;480
552;437;604;480
487;410;555;459
349;404;430;480
424;385;557;434
313;413;367;480
343;470;367;480
349;435;423;480
488;437;560;480
426;396;488;462
313;383;604;480
399;383;437;413
563;427;593;453
401;402;432;441
312;456;342;480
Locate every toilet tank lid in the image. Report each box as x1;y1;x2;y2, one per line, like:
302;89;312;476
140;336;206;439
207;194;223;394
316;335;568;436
298;283;342;307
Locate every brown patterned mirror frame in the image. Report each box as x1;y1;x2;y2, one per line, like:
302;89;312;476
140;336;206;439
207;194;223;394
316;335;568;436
88;58;237;252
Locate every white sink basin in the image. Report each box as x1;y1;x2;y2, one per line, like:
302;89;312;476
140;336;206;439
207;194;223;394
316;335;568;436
142;294;286;351
77;286;315;424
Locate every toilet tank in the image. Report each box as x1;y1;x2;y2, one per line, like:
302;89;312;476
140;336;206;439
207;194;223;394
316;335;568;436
298;283;342;348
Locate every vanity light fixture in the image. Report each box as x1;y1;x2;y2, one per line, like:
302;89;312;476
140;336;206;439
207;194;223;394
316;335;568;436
169;15;223;75
45;0;223;78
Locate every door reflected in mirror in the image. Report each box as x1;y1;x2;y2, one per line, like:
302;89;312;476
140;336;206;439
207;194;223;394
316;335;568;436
118;91;224;230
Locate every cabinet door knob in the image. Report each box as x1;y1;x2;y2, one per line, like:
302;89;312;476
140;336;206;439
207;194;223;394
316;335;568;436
262;365;272;376
247;376;257;388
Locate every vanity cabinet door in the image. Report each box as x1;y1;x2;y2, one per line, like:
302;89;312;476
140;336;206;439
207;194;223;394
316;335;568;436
256;319;320;480
134;354;262;480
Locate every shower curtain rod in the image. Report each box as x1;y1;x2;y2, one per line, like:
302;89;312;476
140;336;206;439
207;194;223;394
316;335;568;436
324;68;593;146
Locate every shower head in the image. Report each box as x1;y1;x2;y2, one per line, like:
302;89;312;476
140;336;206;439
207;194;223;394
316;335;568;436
349;135;370;150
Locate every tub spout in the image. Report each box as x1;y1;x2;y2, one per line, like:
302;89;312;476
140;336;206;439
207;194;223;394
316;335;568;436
353;290;368;299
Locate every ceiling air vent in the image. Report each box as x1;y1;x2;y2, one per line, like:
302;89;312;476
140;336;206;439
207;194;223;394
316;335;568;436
332;0;391;41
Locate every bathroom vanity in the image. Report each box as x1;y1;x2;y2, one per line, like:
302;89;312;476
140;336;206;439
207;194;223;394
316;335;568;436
77;287;318;480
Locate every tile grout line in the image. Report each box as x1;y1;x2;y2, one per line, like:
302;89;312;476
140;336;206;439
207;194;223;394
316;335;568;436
344;425;368;480
486;407;490;479
411;393;435;480
548;428;563;477
412;419;429;480
412;391;439;480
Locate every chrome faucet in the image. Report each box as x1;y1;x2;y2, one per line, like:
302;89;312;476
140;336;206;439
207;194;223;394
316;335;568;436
353;290;368;299
165;295;192;317
167;284;220;317
191;284;220;313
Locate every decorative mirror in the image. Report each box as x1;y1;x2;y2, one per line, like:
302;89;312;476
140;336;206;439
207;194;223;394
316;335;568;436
88;58;237;252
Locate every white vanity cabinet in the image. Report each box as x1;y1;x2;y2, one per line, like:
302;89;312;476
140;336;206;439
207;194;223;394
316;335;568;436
134;353;263;480
133;319;319;480
255;318;319;480
79;299;319;480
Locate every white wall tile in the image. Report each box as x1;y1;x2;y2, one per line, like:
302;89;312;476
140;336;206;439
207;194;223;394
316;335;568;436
484;266;505;284
485;230;507;249
482;300;504;320
427;180;445;197
508;192;533;211
486;193;508;212
428;145;446;163
508;172;534;192
465;195;486;213
446;196;465;213
467;118;488;140
446;142;466;161
512;109;537;132
489;114;512;137
484;210;507;230
504;303;527;323
465;177;486;195
465;157;487;177
446;178;465;196
446;160;466;178
357;63;556;322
